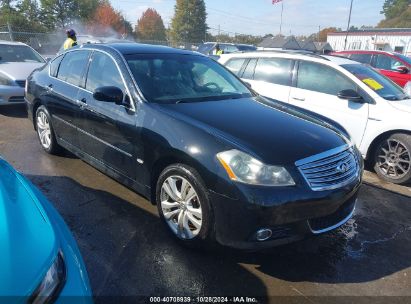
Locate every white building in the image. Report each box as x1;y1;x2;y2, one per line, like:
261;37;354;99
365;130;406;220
327;28;411;56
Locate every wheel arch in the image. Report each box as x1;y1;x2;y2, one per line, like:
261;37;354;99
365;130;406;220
32;99;44;130
366;129;411;162
149;151;211;205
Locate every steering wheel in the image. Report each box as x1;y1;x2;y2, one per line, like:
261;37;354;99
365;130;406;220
202;82;222;92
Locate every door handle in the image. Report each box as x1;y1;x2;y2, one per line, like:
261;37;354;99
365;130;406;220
292;96;305;101
47;84;53;92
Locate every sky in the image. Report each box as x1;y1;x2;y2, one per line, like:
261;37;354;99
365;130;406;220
111;0;386;37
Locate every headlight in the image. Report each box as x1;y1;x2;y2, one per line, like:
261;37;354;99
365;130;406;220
0;73;15;86
217;150;295;186
29;252;66;304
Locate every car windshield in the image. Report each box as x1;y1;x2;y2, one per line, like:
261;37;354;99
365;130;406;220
126;53;252;103
197;43;214;54
395;53;411;66
0;45;44;63
342;64;409;101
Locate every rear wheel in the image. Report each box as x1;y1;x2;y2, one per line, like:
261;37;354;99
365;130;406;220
36;105;61;154
373;133;411;185
156;164;214;247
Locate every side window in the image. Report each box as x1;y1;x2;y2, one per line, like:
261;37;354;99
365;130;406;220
86;52;125;93
297;61;356;96
225;58;247;76
349;54;372;65
242;59;257;79
50;55;64;77
57;51;90;86
374;55;404;72
254;58;293;86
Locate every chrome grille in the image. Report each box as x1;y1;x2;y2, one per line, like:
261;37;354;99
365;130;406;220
296;145;359;191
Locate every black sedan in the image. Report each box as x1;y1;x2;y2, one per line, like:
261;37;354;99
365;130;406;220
26;44;362;249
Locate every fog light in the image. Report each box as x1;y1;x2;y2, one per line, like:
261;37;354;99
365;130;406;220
256;228;272;241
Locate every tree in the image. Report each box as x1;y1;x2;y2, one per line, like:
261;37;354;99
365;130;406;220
378;0;411;27
40;0;78;29
39;0;102;30
317;27;339;42
169;0;207;43
89;2;131;37
135;8;167;41
16;0;45;31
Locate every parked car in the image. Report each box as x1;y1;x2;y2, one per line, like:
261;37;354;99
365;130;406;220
333;50;411;87
197;42;257;55
0;157;92;302
219;51;411;184
0;40;45;105
26;44;362;249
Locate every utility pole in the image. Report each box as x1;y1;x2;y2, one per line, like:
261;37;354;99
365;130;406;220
7;22;14;41
279;0;284;36
344;0;354;50
318;26;321;43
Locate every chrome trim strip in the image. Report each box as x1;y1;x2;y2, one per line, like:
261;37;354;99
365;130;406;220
53;115;132;158
309;204;356;235
295;144;350;167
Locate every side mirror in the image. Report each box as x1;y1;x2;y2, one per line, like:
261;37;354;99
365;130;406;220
93;86;123;104
396;66;409;74
337;89;364;103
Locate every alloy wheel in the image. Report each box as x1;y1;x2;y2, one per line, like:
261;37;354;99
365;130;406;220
37;111;52;149
376;139;411;180
160;176;203;240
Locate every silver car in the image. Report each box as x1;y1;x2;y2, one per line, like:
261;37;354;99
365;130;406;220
0;41;45;105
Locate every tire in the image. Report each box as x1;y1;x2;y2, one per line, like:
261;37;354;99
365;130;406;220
156;164;215;248
35;105;61;155
373;133;411;185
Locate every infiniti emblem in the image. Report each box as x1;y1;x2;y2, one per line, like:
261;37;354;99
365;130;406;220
336;162;349;173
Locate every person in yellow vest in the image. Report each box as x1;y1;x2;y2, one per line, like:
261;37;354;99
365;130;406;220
63;29;78;50
215;44;224;55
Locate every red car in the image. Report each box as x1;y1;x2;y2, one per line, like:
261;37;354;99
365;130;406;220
333;50;411;87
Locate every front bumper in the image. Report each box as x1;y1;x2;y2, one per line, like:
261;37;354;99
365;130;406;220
24;177;93;303
0;86;25;105
211;176;361;250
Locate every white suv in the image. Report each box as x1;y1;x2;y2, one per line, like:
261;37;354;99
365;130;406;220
219;52;411;185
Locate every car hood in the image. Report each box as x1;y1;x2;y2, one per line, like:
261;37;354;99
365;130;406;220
0;62;45;80
159;96;347;165
388;99;411;114
0;159;57;297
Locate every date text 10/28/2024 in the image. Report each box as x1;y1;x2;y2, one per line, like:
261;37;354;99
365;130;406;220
149;297;259;303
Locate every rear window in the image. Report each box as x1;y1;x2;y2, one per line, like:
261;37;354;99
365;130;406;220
57;51;90;86
0;45;44;63
349;54;372;65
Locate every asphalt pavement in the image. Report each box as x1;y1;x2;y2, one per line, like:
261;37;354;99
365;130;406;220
1;104;411;304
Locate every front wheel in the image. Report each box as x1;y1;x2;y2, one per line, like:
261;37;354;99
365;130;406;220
156;164;214;247
373;133;411;185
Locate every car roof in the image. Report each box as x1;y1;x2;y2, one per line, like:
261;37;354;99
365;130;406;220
0;40;27;46
335;50;399;56
78;43;199;56
220;51;359;66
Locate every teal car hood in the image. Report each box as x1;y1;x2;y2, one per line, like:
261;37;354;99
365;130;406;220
0;159;57;296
